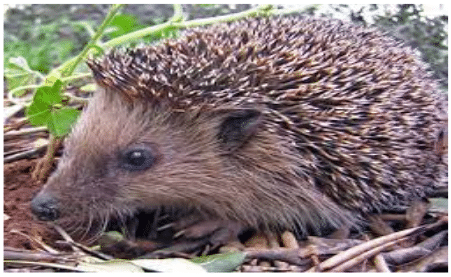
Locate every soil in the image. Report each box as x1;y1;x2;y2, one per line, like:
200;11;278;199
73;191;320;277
3;159;59;250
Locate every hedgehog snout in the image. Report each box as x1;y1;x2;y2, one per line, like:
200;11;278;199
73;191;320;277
31;191;60;221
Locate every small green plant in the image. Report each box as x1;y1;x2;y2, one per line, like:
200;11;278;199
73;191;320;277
4;57;40;95
25;80;81;137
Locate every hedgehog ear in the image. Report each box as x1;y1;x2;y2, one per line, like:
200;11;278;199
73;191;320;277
434;126;448;157
217;109;262;152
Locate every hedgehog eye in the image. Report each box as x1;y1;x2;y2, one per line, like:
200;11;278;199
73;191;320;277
120;147;155;171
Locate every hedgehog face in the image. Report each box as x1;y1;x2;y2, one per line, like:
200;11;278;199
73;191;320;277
30;88;276;236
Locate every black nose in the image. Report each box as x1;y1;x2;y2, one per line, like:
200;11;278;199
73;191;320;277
31;192;60;221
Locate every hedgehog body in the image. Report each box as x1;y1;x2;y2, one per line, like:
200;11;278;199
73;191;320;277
32;16;447;237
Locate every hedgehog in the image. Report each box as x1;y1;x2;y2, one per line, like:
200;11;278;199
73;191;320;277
31;16;447;244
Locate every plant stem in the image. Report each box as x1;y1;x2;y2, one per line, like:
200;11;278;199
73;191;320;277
61;4;124;77
171;4;184;23
104;21;172;48
105;4;274;47
7;85;38;106
4;126;48;140
178;4;273;28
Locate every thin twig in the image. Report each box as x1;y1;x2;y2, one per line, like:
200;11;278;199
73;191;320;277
3;248;60;262
4;127;48;140
4;147;31;156
373;254;391;272
313;226;424;272
9;230;59;255
3;144;47;163
244;247;311;266
63;92;89;105
4;117;29;133
4;260;83;272
329;238;406;272
31;135;62;182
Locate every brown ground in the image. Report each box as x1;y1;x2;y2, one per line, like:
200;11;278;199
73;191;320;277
3;159;59;250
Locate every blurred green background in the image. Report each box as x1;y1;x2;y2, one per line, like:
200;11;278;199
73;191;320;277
3;4;448;91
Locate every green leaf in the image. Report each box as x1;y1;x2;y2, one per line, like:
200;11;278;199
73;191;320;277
47;107;81;137
130;258;207;272
191;251;247;272
4;57;37;93
45;71;63;86
108;14;145;38
40;80;63;105
8;56;32;71
97;231;125;248
77;260;144;272
26;108;52;127
26;80;63;126
26;80;81;137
